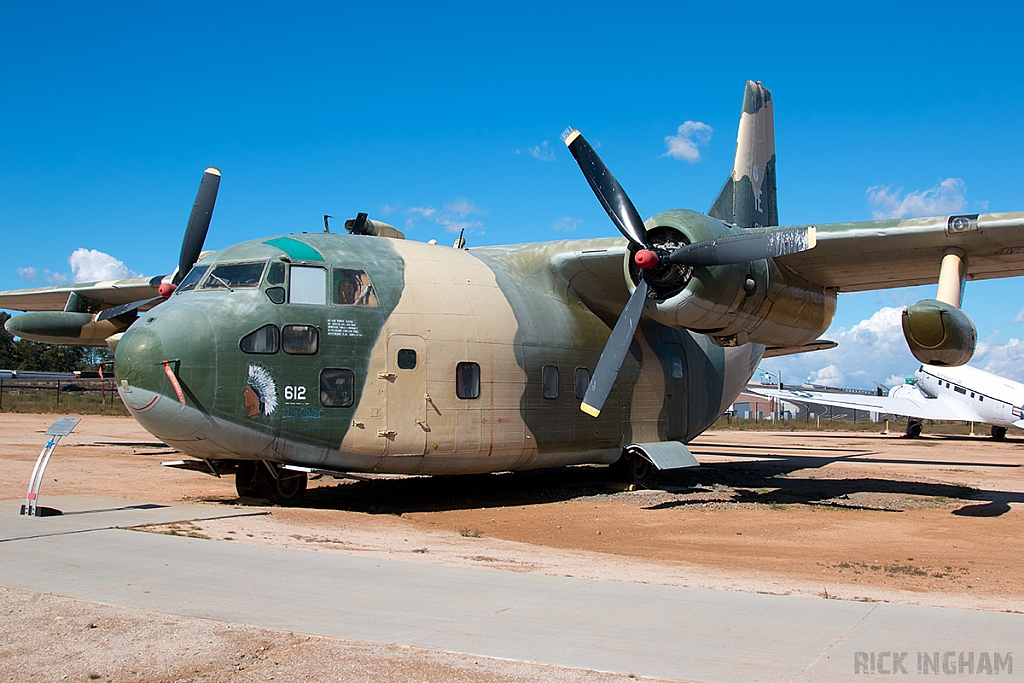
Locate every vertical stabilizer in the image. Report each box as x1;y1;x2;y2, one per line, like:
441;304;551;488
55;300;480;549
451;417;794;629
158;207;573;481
709;81;777;228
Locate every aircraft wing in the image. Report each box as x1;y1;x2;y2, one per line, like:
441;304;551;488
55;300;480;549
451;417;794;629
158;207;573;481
747;385;971;421
775;212;1024;292
0;276;164;312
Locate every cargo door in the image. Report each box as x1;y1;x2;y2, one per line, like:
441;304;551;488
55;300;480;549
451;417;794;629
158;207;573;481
385;334;428;456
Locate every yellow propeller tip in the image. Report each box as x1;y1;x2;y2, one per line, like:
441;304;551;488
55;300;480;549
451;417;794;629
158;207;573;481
580;402;600;417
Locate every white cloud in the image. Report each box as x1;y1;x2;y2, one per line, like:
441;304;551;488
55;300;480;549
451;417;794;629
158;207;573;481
766;306;918;390
971;337;1024;383
45;270;69;285
17;267;37;282
403;198;486;235
515;141;557;161
663;121;713;162
551;217;582;232
866;178;967;219
68;249;138;283
1013;307;1024;323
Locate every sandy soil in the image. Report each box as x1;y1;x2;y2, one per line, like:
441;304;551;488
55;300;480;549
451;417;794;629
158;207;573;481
2;413;1022;680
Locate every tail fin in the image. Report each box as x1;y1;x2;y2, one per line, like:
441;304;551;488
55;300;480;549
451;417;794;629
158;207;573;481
708;81;778;228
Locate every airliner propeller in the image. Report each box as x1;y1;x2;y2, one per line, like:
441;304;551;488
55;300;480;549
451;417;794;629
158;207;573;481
95;168;220;323
561;129;814;417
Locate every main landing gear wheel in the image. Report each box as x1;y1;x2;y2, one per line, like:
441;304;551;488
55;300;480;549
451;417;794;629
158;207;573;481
612;449;658;489
904;418;923;438
255;462;307;506
991;425;1008;441
235;461;260;498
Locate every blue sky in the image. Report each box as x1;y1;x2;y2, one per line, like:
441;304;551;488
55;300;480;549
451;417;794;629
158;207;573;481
2;1;1022;387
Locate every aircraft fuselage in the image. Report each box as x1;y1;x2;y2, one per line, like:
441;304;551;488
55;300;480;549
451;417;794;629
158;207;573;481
113;233;761;476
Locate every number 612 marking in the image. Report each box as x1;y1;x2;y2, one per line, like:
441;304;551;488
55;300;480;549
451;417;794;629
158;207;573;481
284;385;307;401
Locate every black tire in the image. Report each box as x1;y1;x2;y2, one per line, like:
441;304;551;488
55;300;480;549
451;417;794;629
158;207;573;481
235;461;260;498
625;450;658;489
255;462;307;506
905;419;923;438
991;425;1007;441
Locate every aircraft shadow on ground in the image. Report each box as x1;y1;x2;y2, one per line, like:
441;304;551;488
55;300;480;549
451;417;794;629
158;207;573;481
223;448;1023;517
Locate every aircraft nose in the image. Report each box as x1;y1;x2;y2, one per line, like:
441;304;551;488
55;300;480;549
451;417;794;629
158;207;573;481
114;303;217;440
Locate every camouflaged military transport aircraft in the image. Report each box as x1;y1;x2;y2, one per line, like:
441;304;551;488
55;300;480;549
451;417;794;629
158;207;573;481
4;81;1024;505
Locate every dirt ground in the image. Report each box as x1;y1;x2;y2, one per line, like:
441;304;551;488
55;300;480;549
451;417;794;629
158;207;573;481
2;413;1022;681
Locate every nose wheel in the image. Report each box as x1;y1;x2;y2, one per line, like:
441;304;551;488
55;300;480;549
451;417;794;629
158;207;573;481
236;461;307;506
610;449;659;489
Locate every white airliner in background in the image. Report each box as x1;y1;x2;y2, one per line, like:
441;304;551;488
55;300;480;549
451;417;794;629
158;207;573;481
749;364;1024;440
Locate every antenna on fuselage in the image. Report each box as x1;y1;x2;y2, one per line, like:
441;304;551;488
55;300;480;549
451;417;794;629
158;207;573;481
454;227;466;249
323;215;332;233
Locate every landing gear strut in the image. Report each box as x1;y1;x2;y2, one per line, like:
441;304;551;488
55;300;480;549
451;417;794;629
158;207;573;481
905;418;923;438
991;425;1007;441
255;462;307;506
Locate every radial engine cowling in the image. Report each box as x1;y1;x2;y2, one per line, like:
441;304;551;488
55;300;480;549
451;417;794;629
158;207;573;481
901;299;976;366
627;209;835;348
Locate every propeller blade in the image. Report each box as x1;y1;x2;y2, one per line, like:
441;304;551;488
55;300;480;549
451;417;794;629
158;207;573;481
668;226;816;268
562;129;651;250
95;296;162;322
581;279;649;417
174;168;221;284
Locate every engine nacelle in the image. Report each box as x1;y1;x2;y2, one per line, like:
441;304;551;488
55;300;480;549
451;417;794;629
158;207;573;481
901;299;976;366
626;209;835;347
4;311;130;346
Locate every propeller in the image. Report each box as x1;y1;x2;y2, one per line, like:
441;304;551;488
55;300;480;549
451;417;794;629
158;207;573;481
93;168;220;326
173;168;221;285
562;129;815;417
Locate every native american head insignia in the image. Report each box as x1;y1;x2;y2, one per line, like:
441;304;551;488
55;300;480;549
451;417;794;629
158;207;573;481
243;364;278;417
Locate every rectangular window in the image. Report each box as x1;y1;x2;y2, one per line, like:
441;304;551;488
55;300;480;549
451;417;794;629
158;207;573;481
290;266;327;305
542;365;559;399
282;324;319;355
320;368;354;407
334;268;379;306
456;362;480;399
574;367;590;399
397;349;417;369
670;356;684;379
954;386;967;395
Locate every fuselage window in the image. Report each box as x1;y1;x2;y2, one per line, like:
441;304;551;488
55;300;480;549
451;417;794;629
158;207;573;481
456;362;480;399
282;324;319;355
240;324;280;354
971;392;975;398
397;348;417;369
265;262;287;304
267;261;286;285
176;264;209;293
290;266;327;305
980;396;984;402
954;386;966;395
670;356;684;379
542;365;559;399
320;368;354;407
202;262;266;289
575;367;590;399
334;269;379;306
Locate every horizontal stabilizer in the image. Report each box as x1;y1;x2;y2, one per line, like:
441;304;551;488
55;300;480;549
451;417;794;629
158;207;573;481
629;442;699;471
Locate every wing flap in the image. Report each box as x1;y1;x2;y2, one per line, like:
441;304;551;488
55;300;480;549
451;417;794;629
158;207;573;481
775;211;1024;292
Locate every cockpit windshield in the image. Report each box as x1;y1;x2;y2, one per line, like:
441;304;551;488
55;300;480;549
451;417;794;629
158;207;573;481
201;262;267;290
175;264;209;293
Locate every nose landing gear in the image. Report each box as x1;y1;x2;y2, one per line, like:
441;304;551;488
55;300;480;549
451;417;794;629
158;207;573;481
235;460;307;506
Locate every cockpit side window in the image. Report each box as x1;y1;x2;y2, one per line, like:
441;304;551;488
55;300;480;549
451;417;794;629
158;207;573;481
334;268;379;307
240;324;280;354
289;266;327;305
175;264;209;293
282;324;319;355
201;262;267;289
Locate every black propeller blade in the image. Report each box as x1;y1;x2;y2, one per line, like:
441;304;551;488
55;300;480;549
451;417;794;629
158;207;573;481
580;279;648;417
174;167;221;285
668;226;816;268
561;129;652;251
95;296;163;322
